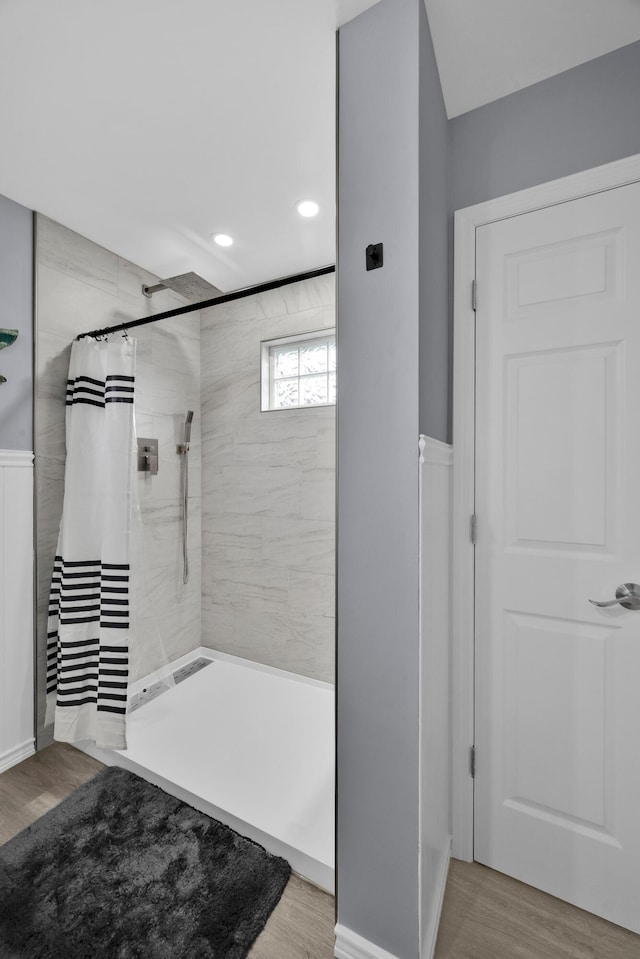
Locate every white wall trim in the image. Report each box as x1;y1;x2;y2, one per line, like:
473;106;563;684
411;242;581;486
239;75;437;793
0;449;34;467
419;434;453;466
0;454;34;776
452;150;640;862
334;925;402;959
456;152;640;231
421;842;451;959
0;739;35;774
418;433;453;956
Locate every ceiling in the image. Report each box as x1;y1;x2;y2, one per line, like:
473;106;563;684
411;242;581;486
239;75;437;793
425;0;640;119
0;0;638;291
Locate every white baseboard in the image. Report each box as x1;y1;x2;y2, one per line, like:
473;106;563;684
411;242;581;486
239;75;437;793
421;842;451;959
0;739;35;774
334;925;402;959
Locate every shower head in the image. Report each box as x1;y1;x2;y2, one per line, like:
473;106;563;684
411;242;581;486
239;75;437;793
184;410;194;444
142;272;222;302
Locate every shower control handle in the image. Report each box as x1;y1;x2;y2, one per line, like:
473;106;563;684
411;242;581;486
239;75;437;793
589;583;640;610
137;437;159;475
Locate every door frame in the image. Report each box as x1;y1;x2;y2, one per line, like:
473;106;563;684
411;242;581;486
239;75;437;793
452;151;640;862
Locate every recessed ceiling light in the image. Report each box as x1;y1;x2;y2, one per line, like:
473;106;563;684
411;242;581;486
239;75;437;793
297;200;319;218
212;233;233;247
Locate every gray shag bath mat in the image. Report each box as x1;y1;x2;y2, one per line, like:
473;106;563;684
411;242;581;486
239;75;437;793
0;766;291;959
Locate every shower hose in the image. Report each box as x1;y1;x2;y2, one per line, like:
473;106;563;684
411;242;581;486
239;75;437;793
182;448;189;584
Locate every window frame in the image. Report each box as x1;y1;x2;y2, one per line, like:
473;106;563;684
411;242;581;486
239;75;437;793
260;327;336;412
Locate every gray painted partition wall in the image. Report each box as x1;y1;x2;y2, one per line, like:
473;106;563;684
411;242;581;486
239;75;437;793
0;194;33;451
336;11;640;959
337;0;444;955
418;0;449;444
450;39;640;217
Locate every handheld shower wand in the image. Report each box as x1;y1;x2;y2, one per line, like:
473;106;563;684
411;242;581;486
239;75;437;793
177;410;193;453
184;409;193;446
177;411;194;583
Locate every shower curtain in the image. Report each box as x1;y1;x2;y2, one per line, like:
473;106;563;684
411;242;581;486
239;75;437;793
45;337;136;749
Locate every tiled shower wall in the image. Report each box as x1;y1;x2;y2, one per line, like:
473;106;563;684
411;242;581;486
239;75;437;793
201;275;335;683
35;215;201;743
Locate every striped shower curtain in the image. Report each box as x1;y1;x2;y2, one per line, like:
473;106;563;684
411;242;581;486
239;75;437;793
45;337;136;749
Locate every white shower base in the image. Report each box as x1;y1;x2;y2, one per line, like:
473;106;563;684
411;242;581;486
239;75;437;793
77;647;335;892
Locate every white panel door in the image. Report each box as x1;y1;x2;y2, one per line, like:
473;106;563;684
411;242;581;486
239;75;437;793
474;182;640;932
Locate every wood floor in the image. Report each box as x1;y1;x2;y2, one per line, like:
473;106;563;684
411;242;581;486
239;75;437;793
2;744;639;959
434;859;640;959
0;742;336;959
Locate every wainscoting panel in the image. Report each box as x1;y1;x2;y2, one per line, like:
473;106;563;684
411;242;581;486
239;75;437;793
0;450;34;772
419;435;453;959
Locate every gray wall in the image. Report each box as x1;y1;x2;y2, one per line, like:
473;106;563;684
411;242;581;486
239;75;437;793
450;39;640;212
337;0;422;955
0;194;33;451
200;275;335;683
418;0;449;443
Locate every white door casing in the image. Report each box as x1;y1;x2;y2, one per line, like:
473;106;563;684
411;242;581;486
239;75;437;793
472;181;640;932
452;154;640;866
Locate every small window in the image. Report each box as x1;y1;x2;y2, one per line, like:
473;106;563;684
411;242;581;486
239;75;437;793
261;329;336;411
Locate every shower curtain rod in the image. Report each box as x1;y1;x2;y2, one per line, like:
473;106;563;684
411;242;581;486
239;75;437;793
77;264;336;340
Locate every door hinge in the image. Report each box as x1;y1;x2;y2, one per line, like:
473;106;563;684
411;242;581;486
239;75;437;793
472;279;477;312
470;745;476;779
470;513;477;544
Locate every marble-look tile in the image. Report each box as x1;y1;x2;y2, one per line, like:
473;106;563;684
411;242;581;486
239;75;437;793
161;309;201;344
298;274;335;311
233;414;319;470
302;469;336;522
259;307;329;342
256;283;301;319
288;570;335;618
201;428;234;470
37;216;118;297
37;263;141;343
151;322;201;377
202;522;262;568
136;366;200;416
316;415;336;469
140;498;202;565
35;396;66;466
201;274;335;683
201;371;260;421
211;563;289;592
202;294;258;327
211;585;288;633
201;594;236;647
36;332;73;400
201;467;225;504
222;466;302;518
260;517;335;576
117;258;164;304
221;607;334;683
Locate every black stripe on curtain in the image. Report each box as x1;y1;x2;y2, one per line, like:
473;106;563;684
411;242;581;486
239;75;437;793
66;375;136;407
47;557;130;711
